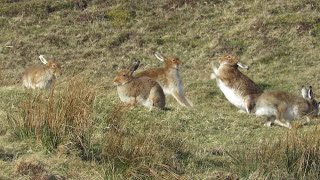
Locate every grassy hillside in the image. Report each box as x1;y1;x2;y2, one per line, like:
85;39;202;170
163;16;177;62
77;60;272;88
0;0;320;179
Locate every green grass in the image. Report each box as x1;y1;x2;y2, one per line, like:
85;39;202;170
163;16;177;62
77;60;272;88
0;0;320;179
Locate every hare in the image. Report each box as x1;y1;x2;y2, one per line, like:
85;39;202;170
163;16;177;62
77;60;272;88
113;61;166;110
253;86;319;128
135;52;193;107
22;55;62;89
211;55;263;113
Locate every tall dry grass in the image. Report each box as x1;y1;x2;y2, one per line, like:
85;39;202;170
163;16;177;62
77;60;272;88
8;80;96;152
7;80;191;179
228;127;320;179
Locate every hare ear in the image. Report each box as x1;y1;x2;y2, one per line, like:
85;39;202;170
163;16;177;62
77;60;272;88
308;86;314;100
129;61;140;75
39;55;48;64
237;62;249;70
301;85;308;99
154;52;165;61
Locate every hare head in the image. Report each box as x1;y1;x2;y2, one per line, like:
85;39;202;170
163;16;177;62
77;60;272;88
113;61;140;86
154;52;181;70
301;85;319;116
39;55;62;78
218;55;248;70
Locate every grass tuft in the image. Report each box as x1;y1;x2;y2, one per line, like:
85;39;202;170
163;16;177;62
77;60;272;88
228;127;320;179
105;7;135;25
101;105;190;179
8;80;96;152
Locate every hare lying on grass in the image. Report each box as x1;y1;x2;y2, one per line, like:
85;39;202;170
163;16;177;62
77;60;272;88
113;61;166;110
22;55;62;89
135;52;193;107
211;55;263;113
253;86;319;128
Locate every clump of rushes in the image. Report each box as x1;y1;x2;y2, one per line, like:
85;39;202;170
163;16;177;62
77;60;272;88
9;79;96;152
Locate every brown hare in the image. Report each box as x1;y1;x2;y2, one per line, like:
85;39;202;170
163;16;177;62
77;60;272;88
211;55;263;113
22;55;62;89
113;61;166;110
253;86;319;128
135;52;193;107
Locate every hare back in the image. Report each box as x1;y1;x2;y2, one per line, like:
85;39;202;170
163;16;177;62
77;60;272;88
116;77;159;101
135;68;166;80
255;104;300;120
136;67;181;93
22;65;55;89
256;91;304;105
116;78;164;109
217;66;262;96
254;91;306;120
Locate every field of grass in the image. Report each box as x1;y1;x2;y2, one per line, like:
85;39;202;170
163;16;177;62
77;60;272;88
0;0;320;179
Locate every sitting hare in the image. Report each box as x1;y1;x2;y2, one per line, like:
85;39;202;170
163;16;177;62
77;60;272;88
113;61;165;110
22;55;62;89
253;86;319;128
211;55;263;113
135;52;193;107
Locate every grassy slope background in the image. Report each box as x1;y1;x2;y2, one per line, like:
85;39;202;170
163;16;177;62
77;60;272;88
0;0;320;179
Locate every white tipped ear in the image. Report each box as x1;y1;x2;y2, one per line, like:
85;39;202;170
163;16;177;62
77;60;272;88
39;55;48;64
129;61;140;76
237;62;249;70
154;52;165;62
308;86;314;100
301;85;308;99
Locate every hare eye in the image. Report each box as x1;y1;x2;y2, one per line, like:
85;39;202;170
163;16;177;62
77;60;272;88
227;56;231;59
52;64;57;68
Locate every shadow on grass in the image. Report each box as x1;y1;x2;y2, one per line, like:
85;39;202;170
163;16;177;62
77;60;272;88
258;82;272;91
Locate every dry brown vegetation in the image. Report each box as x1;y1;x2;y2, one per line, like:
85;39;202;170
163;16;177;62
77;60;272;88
0;0;320;179
8;80;95;152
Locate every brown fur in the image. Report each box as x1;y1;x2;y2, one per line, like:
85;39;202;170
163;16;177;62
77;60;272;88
114;62;165;110
217;55;262;97
135;52;192;107
211;55;262;113
22;58;62;89
253;86;319;128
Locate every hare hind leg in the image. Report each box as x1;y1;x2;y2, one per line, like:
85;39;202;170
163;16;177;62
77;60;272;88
244;95;256;114
171;91;192;107
149;86;165;109
264;116;276;127
274;120;291;128
274;104;291;128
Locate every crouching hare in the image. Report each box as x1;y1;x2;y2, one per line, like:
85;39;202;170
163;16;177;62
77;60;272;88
135;52;193;107
253;86;319;128
113;61;166;110
211;55;263;113
22;55;62;89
